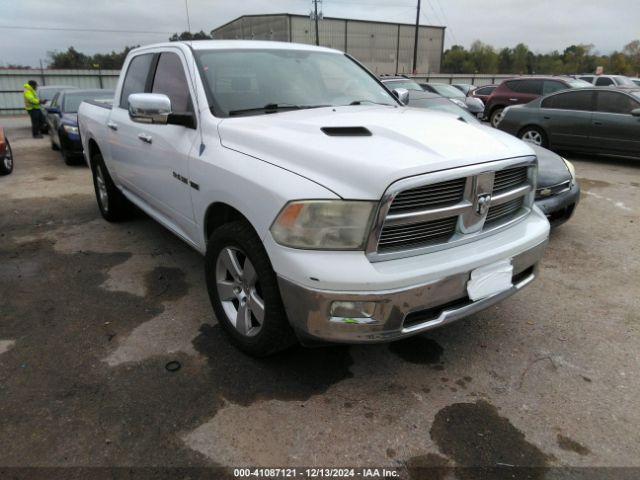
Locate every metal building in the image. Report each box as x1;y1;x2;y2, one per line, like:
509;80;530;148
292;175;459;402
211;14;445;75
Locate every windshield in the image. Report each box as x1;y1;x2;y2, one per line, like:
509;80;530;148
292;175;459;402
408;96;479;124
614;76;636;86
196;49;396;116
39;88;62;101
63;91;114;113
567;79;592;88
383;79;424;91
430;84;465;98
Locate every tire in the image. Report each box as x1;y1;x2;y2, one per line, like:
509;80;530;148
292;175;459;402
62;146;75;166
51;139;59;151
518;126;548;148
90;152;131;222
490;107;505;128
0;138;13;176
205;221;297;357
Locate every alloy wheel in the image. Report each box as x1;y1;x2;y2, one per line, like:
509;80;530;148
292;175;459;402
521;130;543;146
215;246;265;337
3;144;12;170
95;165;109;212
491;109;504;128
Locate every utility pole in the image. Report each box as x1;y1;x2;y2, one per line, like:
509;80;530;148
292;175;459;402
313;0;320;46
412;0;421;74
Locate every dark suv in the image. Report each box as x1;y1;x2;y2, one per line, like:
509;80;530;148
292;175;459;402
485;76;591;127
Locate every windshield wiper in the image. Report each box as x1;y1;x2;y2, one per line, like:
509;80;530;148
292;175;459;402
347;100;394;106
228;103;330;116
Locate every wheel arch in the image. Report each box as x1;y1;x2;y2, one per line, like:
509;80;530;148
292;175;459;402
204;202;254;244
87;138;101;164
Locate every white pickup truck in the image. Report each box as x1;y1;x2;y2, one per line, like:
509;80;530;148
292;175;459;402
78;40;550;356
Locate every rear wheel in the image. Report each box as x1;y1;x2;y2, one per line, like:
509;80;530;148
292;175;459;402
205;221;297;357
518;126;548;147
490;107;505;128
0;139;13;175
91;153;131;222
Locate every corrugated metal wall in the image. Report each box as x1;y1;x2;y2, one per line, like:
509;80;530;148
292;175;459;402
211;15;445;75
0;69;119;115
212;15;290;41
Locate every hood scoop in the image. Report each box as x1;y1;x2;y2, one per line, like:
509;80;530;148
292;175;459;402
321;126;372;137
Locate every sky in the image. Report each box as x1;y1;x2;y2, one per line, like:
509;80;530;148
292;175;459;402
1;0;638;67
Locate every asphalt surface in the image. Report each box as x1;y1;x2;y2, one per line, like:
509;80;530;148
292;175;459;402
1;115;639;477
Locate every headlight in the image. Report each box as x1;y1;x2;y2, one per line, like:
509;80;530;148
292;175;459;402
270;200;376;250
563;158;576;182
450;98;467;108
63;125;79;134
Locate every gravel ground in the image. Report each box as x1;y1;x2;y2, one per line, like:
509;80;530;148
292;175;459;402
1;115;639;478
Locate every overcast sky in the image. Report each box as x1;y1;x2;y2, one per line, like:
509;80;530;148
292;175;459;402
1;0;638;67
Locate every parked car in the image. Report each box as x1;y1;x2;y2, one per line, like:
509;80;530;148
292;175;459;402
406;91;579;227
79;41;549;356
420;82;485;116
379;76;425;92
497;87;640;157
485;76;591;128
47;89;114;164
577;74;637;89
632;78;640;87
469;84;498;104
37;85;77;133
0;127;13;175
452;83;475;95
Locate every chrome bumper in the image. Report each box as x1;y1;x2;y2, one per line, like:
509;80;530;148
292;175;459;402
278;240;547;344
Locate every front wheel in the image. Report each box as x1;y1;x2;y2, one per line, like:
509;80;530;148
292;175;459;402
518;126;548;147
0;138;13;175
490;107;505;128
205;221;297;357
91;153;131;222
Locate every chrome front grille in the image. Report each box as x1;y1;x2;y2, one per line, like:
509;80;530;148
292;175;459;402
378;216;458;252
485;197;524;225
388;178;466;214
367;157;536;260
493;166;528;194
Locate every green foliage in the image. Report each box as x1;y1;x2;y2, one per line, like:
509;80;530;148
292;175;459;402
442;40;640;76
47;46;139;69
169;30;212;41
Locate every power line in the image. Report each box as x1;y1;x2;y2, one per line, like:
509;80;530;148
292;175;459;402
0;24;173;35
432;0;459;44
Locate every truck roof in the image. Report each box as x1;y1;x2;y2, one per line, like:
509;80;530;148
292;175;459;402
133;40;342;55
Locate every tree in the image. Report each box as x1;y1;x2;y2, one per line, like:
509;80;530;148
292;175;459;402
169;30;212;41
47;46;138;69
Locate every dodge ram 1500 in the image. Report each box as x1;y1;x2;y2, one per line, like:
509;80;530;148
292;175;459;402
78;41;550;356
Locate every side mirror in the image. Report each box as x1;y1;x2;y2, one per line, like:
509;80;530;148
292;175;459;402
46;107;60;115
392;88;410;105
128;93;171;124
631;108;640;117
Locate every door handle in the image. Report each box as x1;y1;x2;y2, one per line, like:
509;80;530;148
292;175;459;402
509;98;518;102
593;121;603;126
137;133;152;144
107;121;118;131
543;116;551;120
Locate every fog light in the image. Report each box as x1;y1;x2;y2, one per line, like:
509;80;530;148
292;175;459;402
330;301;376;318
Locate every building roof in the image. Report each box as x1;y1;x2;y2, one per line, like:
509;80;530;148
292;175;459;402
211;13;445;34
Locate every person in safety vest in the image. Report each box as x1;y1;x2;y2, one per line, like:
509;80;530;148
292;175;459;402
24;80;47;138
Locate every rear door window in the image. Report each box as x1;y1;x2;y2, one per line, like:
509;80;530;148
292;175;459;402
119;53;154;109
595;91;640;114
151;52;193;113
475;86;495;95
595;77;614;87
541;90;594;110
506;79;543;95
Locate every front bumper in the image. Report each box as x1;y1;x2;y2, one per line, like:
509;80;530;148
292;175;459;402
60;131;83;156
276;208;549;344
535;183;580;228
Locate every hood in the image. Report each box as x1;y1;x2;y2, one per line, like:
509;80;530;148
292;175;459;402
528;144;571;187
218;106;535;199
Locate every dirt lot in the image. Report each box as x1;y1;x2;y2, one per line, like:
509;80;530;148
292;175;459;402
1;116;639;477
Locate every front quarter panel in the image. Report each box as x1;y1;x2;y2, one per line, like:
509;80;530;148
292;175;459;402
189;116;340;253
